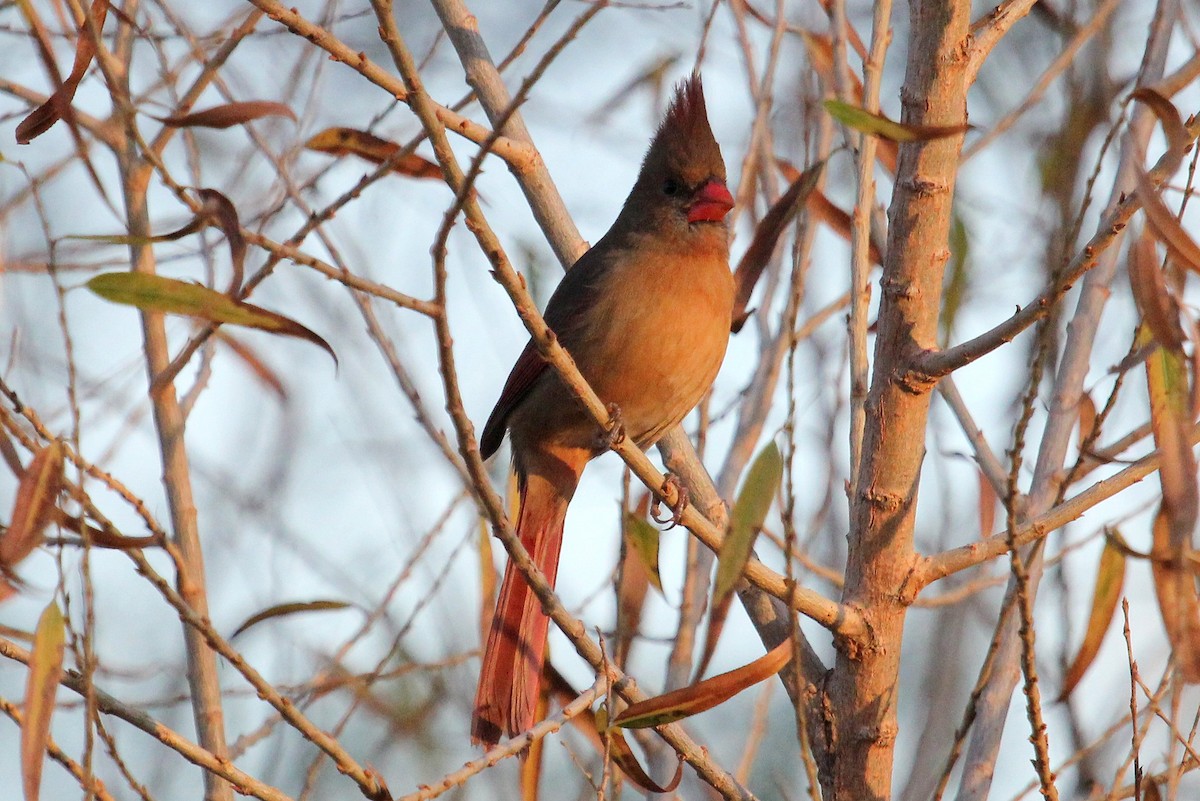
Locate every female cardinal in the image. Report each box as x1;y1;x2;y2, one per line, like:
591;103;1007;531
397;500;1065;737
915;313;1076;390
473;74;735;746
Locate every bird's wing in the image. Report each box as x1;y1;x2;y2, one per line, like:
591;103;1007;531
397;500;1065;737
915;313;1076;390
478;248;614;459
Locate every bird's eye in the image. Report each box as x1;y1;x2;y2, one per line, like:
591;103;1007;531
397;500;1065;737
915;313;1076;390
662;179;681;196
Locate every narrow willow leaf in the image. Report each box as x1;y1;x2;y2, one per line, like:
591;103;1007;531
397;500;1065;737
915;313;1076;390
194;189;246;293
978;469;996;539
695;443;783;678
1150;507;1200;681
714;442;783;604
22;601;65;801
153;101;296;129
230;600;353;639
1143;325;1197;556
600;719;683;793
612;639;791;729
1131;88;1189;172
2;442;64;595
15;0;108;144
305;127;442;179
86;272;337;365
1128;229;1185;350
1136;168;1200;276
941;215;970;343
731;162;825;332
1077;392;1097;451
623;511;662;593
824;99;970;143
1059;538;1126;698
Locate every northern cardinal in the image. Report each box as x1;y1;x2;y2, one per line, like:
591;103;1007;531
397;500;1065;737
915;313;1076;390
472;74;735;746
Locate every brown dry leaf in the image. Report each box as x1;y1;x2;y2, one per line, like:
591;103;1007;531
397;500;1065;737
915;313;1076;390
613;639;791;729
2;442;64;599
1143;780;1163;801
1136;168;1200;276
1130;88;1189;172
15;0;108;144
305;127;442;179
731;161;826;332
1059;537;1126;699
1077;392;1098;451
616;501;654;667
1149;507;1200;681
596;707;684;794
230;600;352;639
22;601;65;801
978;470;996;539
1128;228;1185;350
153;101;296;130
194;189;246;293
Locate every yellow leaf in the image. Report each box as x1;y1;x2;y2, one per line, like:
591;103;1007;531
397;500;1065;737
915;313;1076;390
623;511;662;593
1149;507;1200;681
1059;537;1126;698
22;601;65;801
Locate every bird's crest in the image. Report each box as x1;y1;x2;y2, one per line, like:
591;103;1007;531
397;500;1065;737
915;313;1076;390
641;73;724;183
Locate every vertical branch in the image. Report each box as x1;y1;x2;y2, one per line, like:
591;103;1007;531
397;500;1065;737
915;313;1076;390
823;0;973;797
87;1;233;797
955;2;1181;797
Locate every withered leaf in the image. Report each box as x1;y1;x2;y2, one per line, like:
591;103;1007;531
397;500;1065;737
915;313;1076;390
15;0;108;144
1059;537;1126;699
612;639;791;729
305;127;442;179
153;101;296;130
824;99;971;143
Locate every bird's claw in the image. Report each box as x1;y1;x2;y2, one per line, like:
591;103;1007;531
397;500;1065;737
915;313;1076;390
597;402;627;451
651;474;689;529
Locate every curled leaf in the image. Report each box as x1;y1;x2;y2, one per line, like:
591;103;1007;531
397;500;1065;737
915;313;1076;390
305;127;441;179
86;272;337;365
1131;88;1189;174
613;639;791;729
1059;537;1126;699
824;99;971;143
2;442;64;601
732;162;825;332
22;601;65;801
153;101;296;129
16;0;108;144
230;599;353;639
623;511;663;593
596;706;683;793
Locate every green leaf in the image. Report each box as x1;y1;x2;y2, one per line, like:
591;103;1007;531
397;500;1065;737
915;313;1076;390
22;601;65;801
623;511;662;593
86;272;337;365
693;442;783;681
823;99;971;142
231;600;353;639
714;442;782;604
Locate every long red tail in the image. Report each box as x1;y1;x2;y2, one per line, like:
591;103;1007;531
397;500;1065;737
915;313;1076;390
472;470;571;746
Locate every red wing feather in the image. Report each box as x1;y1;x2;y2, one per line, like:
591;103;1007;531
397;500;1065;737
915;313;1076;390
480;341;547;459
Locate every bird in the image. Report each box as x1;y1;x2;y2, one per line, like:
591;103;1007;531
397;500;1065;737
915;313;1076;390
472;74;735;747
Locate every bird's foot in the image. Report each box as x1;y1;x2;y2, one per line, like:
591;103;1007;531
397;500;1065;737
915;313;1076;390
596;402;627;451
651;474;689;530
